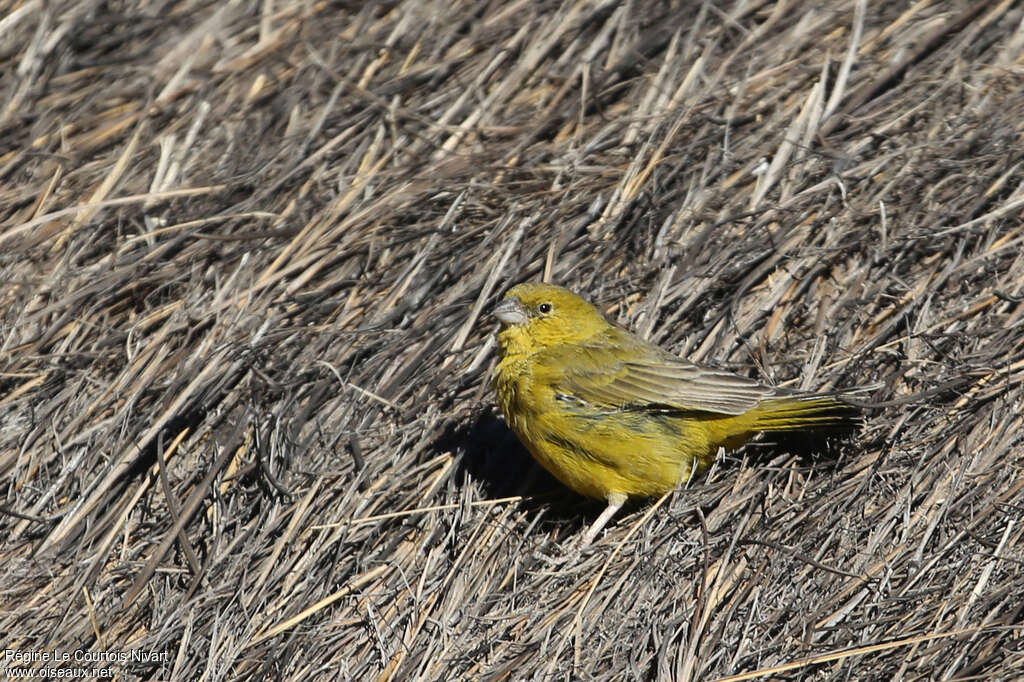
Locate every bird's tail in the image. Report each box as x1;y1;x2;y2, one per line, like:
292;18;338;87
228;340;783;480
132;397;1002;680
748;395;861;433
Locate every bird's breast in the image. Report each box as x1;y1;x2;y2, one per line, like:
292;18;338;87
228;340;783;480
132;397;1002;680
494;355;535;431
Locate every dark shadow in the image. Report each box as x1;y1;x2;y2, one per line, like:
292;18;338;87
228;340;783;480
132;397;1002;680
440;407;608;537
753;427;860;461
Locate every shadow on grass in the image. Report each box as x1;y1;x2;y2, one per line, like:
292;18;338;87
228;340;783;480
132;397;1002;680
437;408;609;539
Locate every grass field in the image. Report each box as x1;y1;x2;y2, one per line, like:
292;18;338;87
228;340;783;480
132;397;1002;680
2;1;1023;679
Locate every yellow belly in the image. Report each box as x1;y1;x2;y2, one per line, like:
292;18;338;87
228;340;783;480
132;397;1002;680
503;393;715;499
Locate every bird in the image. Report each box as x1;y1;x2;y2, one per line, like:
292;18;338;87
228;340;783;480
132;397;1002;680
492;282;860;547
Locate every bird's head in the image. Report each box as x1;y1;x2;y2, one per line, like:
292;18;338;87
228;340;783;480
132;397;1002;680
493;283;610;355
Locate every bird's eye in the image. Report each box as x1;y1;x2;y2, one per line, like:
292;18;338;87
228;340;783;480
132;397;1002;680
537;302;553;315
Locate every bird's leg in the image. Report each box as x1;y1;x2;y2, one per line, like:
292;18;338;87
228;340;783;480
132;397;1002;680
534;491;628;566
579;491;627;548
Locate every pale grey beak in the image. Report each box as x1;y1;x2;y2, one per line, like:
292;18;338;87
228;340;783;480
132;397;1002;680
493;296;529;326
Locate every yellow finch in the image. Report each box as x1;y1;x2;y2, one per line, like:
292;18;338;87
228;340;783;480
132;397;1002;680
492;283;859;545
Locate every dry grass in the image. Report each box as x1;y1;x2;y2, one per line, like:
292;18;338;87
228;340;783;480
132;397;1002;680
2;0;1023;680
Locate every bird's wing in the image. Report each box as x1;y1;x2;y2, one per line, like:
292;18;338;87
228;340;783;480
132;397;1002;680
548;329;772;415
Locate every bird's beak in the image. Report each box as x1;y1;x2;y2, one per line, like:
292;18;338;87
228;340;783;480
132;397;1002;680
493;296;529;326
